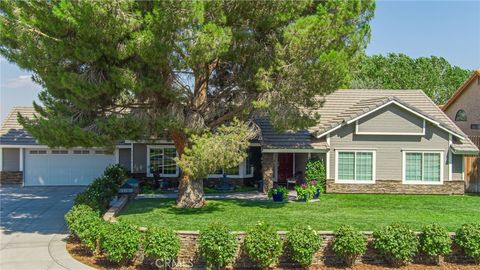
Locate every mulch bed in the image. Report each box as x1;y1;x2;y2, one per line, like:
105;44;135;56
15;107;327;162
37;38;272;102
67;238;479;270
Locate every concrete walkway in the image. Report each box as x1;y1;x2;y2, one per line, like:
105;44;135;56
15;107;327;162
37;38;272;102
137;190;299;200
0;186;93;270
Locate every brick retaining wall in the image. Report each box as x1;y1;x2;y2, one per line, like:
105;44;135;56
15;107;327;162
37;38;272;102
172;231;473;269
326;180;464;195
0;171;23;185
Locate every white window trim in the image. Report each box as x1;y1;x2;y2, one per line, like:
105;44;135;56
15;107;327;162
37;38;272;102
334;150;376;184
402;150;444;185
355;120;426;136
207;160;246;179
146;145;179;177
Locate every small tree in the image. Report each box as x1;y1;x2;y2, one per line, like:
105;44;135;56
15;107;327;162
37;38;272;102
199;222;238;269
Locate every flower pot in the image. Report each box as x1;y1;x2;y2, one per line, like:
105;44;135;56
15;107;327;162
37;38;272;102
313;188;320;199
272;192;284;202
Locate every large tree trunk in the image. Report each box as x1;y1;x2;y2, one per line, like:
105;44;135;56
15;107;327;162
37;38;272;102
176;172;205;208
171;129;205;208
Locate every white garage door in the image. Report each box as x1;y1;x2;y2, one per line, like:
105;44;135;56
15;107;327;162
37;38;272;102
24;149;116;186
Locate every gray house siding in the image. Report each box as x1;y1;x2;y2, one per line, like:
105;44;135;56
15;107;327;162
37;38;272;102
452;154;463;181
2;148;20;171
118;148;131;172
327;121;450;181
132;143;147;174
357;105;424;134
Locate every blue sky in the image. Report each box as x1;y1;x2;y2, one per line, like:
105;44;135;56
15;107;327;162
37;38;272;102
1;0;479;122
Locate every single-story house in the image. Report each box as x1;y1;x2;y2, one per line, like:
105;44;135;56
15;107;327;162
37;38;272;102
1;89;478;194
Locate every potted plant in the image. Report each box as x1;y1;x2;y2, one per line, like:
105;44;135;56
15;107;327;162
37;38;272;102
295;183;317;202
268;186;288;202
309;180;324;199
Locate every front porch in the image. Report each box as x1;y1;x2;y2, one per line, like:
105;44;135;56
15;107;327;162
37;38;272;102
261;150;326;192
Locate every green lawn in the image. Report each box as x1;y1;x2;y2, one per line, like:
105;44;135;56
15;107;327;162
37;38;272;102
118;194;480;231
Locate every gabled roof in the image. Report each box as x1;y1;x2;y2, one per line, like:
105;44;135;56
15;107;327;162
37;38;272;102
0;107;38;145
307;89;478;154
442;69;480;111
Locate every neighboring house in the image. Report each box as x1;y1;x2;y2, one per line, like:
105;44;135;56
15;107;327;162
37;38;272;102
1;89;478;195
442;69;480;192
442;69;480;142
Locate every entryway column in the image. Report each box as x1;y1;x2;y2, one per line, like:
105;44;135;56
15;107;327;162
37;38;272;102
261;153;274;193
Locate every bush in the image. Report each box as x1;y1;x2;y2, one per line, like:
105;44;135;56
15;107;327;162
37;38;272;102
373;223;418;266
101;221;141;264
267;186;288;201
295;183;317;202
244;221;283;269
143;226;180;264
74;175;118;213
332;225;367;267
65;204;104;253
419;224;451;265
455;223;480;264
305;159;326;192
286;224;322;267
199;222;238;269
104;164;127;185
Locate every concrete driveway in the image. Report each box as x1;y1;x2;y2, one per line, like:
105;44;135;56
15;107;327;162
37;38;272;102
0;186;92;270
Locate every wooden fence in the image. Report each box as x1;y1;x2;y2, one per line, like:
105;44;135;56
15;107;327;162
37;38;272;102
465;136;480;193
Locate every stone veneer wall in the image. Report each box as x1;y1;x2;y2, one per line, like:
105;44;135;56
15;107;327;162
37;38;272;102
326;180;465;195
173;231;473;269
0;171;23;185
261;153;274;193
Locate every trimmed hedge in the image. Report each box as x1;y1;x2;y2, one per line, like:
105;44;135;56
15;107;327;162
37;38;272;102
101;221;141;264
73;164;126;213
199;222;238;269
244;222;283;269
286;224;322;267
65;204;104;254
373;223;418;266
332;225;367;267
419;224;451;265
143;226;180;263
455;223;480;264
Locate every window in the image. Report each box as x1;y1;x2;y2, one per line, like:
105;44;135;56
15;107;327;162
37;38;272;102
51;150;68;154
471;124;480;130
336;151;375;183
455;109;467;121
148;147;178;176
73;150;89;154
403;151;442;184
94;150;106;154
29;150;47;154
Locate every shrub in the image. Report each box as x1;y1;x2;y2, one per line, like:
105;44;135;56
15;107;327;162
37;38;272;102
295;183;317;202
101;221;141;264
104;164;127;185
143;226;180;264
332;225;367;267
455;223;480;264
373;223;418;266
65;204;104;253
286;224;322;267
199;222;238;269
244;221;283;269
74;175;118;213
267;186;288;201
305;159;326;192
419;224;451;265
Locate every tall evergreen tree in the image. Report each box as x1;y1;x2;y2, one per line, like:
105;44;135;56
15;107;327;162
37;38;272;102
0;0;375;208
351;53;471;104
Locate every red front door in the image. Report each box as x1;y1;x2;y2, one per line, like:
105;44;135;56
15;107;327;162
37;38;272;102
277;153;293;184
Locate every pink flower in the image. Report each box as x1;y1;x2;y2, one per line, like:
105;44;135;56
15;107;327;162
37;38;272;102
301;183;307;189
